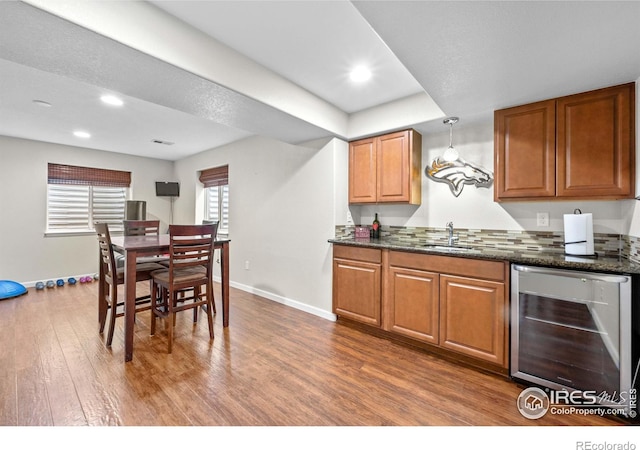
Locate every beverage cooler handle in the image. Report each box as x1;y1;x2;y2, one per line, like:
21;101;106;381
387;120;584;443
512;264;630;284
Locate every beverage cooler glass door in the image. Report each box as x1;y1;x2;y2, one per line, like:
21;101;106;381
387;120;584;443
511;265;633;410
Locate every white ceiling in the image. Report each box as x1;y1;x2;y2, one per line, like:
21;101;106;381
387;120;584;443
0;1;639;161
149;0;425;114
353;0;640;128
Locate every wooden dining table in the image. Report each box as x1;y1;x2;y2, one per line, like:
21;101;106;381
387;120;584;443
105;234;230;362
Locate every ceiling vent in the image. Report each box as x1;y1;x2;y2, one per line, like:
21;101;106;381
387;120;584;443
151;139;174;146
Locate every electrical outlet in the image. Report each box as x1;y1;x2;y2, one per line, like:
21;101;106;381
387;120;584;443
537;212;550;227
244;260;250;270
346;210;354;225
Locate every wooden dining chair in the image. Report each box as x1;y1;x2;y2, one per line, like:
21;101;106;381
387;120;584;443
150;224;216;353
122;219;169;267
199;220;219;314
123;219;161;236
95;222;167;347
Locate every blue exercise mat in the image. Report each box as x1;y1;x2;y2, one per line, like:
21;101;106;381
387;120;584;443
0;280;27;300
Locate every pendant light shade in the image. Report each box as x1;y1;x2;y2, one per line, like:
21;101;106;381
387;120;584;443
442;117;459;162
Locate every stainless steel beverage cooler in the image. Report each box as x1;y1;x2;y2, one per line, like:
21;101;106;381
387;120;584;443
511;264;639;415
125;200;146;220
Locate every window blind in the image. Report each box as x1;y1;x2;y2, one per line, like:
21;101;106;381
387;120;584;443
199;165;228;188
47;185;90;231
48;163;131;187
205;185;229;235
46;163;129;232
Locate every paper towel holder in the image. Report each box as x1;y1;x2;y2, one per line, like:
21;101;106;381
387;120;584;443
565;209;586;243
563;208;598;258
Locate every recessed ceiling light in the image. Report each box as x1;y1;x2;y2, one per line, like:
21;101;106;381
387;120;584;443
73;130;91;138
100;95;124;106
32;99;52;107
349;66;372;82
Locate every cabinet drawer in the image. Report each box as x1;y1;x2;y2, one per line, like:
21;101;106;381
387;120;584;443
333;245;381;264
388;251;506;282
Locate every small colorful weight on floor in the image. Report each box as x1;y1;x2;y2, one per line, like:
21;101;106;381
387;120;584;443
93;273;99;280
46;280;55;288
35;281;45;290
56;279;65;287
68;277;77;285
85;276;93;283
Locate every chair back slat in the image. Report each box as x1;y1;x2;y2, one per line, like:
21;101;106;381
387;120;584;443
168;224;215;281
123;220;161;236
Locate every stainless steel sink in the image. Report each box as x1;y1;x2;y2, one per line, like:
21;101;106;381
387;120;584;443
423;244;473;251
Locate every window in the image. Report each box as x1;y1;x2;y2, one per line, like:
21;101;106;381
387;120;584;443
47;163;130;233
205;185;229;235
199;165;229;235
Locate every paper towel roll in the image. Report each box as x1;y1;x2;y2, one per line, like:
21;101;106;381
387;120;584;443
563;212;594;256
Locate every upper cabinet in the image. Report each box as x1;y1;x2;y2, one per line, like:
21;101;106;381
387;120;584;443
349;129;422;204
494;83;635;201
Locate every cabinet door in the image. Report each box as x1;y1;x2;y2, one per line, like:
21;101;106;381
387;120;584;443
377;130;412;203
439;275;507;367
333;257;381;326
494;100;556;200
385;266;439;344
557;83;635;198
348;137;377;203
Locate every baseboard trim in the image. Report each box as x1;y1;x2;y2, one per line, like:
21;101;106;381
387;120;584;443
218;277;336;322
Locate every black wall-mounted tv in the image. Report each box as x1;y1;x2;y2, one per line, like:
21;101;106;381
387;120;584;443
155;181;180;197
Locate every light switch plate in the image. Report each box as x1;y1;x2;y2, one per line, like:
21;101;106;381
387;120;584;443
537;212;550;227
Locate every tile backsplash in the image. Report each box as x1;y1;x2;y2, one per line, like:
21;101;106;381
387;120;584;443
335;225;632;261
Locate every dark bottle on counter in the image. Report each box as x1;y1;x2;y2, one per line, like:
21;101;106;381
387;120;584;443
372;213;380;239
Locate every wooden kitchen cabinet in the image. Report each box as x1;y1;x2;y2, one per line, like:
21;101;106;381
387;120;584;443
349;129;422;204
332;245;382;326
331;245;509;369
348;137;377;203
383;251;509;368
385;265;440;344
494;82;635;201
494;100;556;199
439;275;506;366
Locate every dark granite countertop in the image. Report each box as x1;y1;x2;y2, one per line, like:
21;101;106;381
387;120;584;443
328;237;640;275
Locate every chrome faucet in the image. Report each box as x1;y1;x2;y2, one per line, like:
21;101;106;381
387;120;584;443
446;222;458;246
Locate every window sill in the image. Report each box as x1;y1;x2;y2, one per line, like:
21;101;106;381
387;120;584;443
45;230;123;237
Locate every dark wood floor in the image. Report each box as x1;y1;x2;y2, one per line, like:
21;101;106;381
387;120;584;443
0;281;627;429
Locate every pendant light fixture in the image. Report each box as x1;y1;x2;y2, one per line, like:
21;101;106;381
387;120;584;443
442;116;459;162
426;115;494;197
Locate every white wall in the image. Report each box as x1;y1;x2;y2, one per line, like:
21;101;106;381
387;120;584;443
354;120;636;236
173;135;344;318
0;136;174;284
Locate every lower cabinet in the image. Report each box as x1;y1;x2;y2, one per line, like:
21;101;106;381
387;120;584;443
332;245;382;326
384;251;508;368
332;245;509;369
439;275;506;366
386;266;440;344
